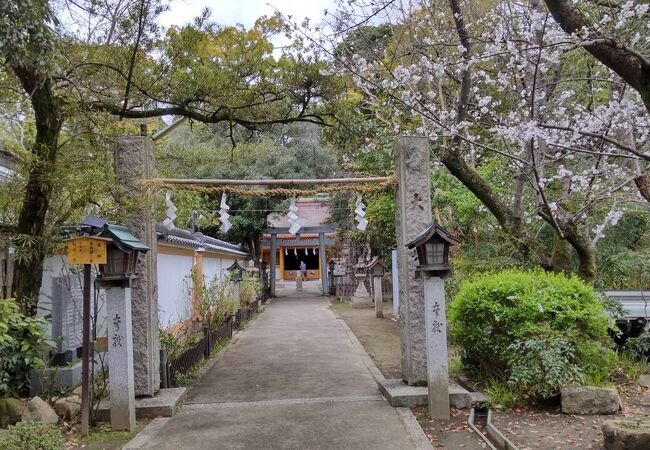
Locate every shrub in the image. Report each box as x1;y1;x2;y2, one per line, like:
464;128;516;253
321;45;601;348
193;272;237;327
450;269;614;400
0;421;65;450
0;299;53;397
240;273;261;306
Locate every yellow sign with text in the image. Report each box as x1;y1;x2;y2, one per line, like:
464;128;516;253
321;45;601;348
66;236;110;265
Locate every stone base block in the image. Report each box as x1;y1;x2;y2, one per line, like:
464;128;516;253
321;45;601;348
378;379;427;407
97;387;186;421
30;362;82;396
378;378;483;409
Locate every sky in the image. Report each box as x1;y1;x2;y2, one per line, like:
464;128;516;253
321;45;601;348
159;0;336;29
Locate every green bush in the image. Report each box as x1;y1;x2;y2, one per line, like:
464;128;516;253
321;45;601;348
240;273;261;307
0;421;65;450
450;269;614;400
0;299;52;397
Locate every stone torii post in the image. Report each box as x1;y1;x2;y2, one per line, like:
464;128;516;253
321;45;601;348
114;127;160;397
395;136;432;385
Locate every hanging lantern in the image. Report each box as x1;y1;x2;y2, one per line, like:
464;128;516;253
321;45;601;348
294;248;298;256
285;248;288;256
305;248;308;255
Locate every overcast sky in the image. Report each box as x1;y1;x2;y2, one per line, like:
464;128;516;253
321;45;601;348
159;0;335;29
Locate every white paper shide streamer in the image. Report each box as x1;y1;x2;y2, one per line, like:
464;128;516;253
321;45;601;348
219;193;232;233
354;195;368;231
162;191;177;231
287;197;302;235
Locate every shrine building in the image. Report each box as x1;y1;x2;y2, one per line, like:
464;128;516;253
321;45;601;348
261;197;335;283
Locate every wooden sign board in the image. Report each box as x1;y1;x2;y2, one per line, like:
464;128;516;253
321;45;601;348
66;236;111;265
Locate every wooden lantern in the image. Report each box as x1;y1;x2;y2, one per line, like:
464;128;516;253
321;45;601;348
226;260;244;282
366;256;387;278
97;224;149;281
406;222;460;277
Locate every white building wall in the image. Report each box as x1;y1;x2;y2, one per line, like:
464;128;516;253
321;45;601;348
157;252;194;328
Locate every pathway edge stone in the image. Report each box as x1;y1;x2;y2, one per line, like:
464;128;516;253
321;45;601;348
330;305;433;450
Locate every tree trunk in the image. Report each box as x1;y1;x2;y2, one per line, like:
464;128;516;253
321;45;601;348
11;76;62;315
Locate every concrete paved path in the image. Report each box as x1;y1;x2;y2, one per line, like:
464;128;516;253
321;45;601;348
130;287;426;449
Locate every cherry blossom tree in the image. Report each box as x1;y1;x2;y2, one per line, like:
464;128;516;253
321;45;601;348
309;0;649;281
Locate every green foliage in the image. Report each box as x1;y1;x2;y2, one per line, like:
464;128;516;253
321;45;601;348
194;271;237;327
159;329;184;362
450;270;613;400
506;338;584;398
0;299;52;397
624;334;650;360
240;273;261;307
596;211;650;289
0;421;65;450
156;122;341;251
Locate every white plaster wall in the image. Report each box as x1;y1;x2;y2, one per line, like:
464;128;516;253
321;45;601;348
203;255;235;282
157;252;194;328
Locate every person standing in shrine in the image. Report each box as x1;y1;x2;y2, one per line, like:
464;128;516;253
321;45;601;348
299;260;307;279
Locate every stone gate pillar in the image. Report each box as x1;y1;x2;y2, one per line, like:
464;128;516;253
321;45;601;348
395;136;432;385
114;133;160;397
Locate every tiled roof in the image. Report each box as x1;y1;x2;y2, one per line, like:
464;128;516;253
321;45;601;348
156;225;249;257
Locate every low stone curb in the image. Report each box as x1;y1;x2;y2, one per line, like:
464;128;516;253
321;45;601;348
330;306;433;450
122;417;170;449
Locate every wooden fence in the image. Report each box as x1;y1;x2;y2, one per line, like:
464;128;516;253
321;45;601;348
161;292;266;388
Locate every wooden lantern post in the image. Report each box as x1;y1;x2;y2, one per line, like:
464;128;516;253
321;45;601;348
367;256;387;319
406;223;460;420
66;236;110;436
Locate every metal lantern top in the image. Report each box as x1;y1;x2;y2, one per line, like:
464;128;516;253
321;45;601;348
406;222;460;276
226;260;245;282
97;224;149;282
366;256;387;278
